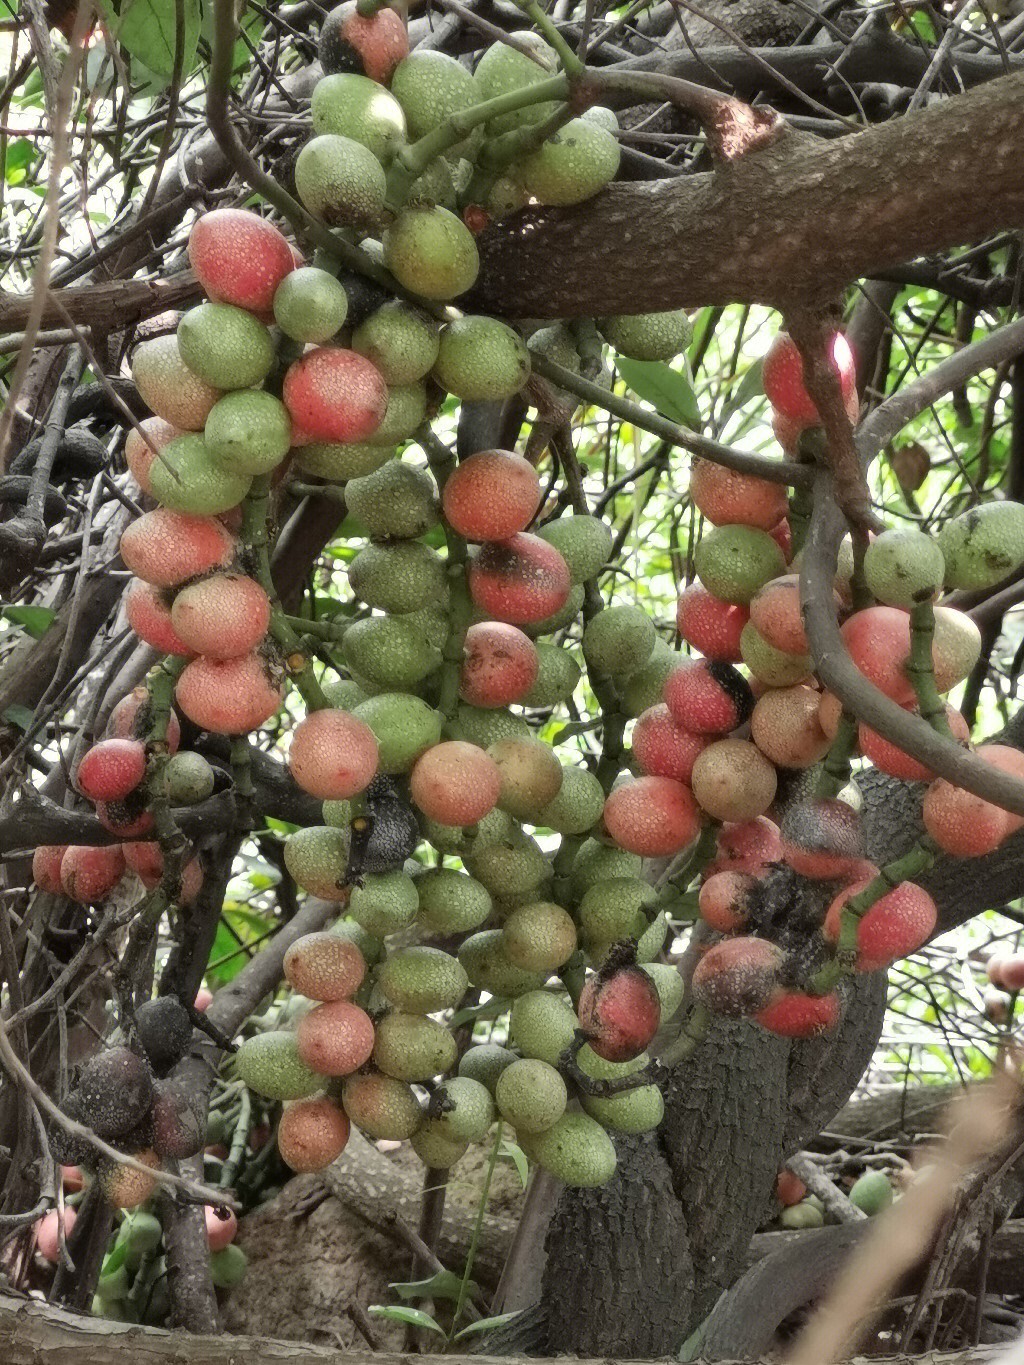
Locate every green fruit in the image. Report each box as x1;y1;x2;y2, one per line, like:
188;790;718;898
487;174;531;219
474;33;559;135
377;945;469;1013
537;765;605;836
527;324;581;407
937;501;1024;590
618;637;676;716
295;133;387;228
535;515;613;585
391;50;478;140
284;826;348;900
342;1072;422;1139
163;751;215;804
346;459;438;538
205;390;292;476
582;105;618;131
694;524;787;605
322;793;351;824
517;118;620;206
502;901;577;972
524;643;581;708
578;877;653;943
349;871;419;937
598;311;693;362
148;433;251;516
579;1050;663;1134
415;866;492;934
323;678;369;709
411;1125;468;1168
509;989;577;1065
421;804;514;854
176;303;274;391
740;621;812;686
570;839;642;900
465;830;549;898
210;1244;248;1288
373;1011;457;1081
342;613;443;688
780;1202;824;1230
235;1031;321;1100
118;1210;163;1258
459;1043;518;1093
295;440;393;481
533;1111;616;1186
328;916;384;966
583;604;656;677
273;267;349;344
429;1076;495;1142
863;528;945;607
384;205;479;301
849;1169;893;1215
495;1057;566;1132
407;604;450;651
433;317;531;402
352;300;440;386
489;736;563;822
522;583;585;637
353;693;442;773
933;605;981;689
458;928;549;997
642;962;684;1020
349;540;447;614
447;704;531;748
636;910;669;964
311;73;406;163
97;1264;131;1302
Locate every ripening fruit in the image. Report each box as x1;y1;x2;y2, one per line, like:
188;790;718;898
937;502;1024;591
175;654;283;734
707;816;782;877
691;738;777;822
824;878;937;971
663;658;754;735
311;73;406;163
458;926;548;996
602;775;701;857
502;901;577;973
859;704;970;781
776;1169;807;1207
345;459;438;539
976;744;1024;832
840;606;915;704
277;1097;350;1173
123;845;203;901
694;524;786;605
780;798;868;879
373;1012;457;1082
60;845;126;903
377;945;468;1013
863;528;945;608
170;574;270;659
932;606;982;692
489;736;563;821
631;704;708;783
76;738;147;803
318;0;409;82
125;417;179;495
235;1030;321;1100
754;989;840;1038
33;845;67;893
296;1000;375;1076
273;267;349;345
353;693;441;774
535;514;613;585
537;764;605;835
284;931;366;1001
460;622;539;708
284;826;349;899
98;1151;161;1210
132;334;222;431
107;689;181;750
468;533;571;625
922;777;1012;857
295;134;387;229
750;685;830;769
409;740;501;826
287;709;378;801
342;1072;422;1140
748;574;813;656
495;1058;567;1133
597;310;691;362
383;205;479;301
579;960;661;1062
282;348;388;444
698;870;755;933
176;303;274;392
762;330;856;427
125;580;192;656
740;622;812;687
691;936;784;1017
690;459;789;531
188;208;294;313
517;117;620;206
675;584;748;663
36;1207;77;1263
442;449;540;542
434;316;531;401
583;605;655;678
817;691;843;741
120;509;235;588
532;1112;616;1187
204;391;292;477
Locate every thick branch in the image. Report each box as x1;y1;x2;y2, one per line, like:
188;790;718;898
0;275;198;336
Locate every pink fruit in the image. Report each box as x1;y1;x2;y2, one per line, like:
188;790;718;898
824;878;937;972
578;958;661;1062
762;330;856;427
284;931;366;1002
195;987;213;1012
409;741;501;825
170;573;271;660
749;575;811;655
296;1000;375;1076
922;778;1011;858
282;348;387;444
442;450;541;542
36;1206;77;1264
689;458;789;531
780;799;869;880
188;209;294;314
33;845;68;893
698;870;755;933
125;417;179;496
123;845;203;902
859;705;970;782
460;621;539;707
61;1165;84;1193
467;533;571;625
125;580;194;656
663;658;754;735
631;703;709;783
60;845;126;903
175;654;284;734
675;584;748;663
204;1203;238;1251
120;509;236;589
602;775;701;857
692;937;783;1017
288;709;379;800
841;606;915;705
706;816;782;877
755;989;840;1037
277;1097;350;1173
106;687;181;753
76;739;147;803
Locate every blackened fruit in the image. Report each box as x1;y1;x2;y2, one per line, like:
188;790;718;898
151;1068;207;1159
663;658;754;736
319;0;409;83
72;1046;154;1140
780;798;868;880
578;949;662;1062
691;937;784;1018
135;997;192;1074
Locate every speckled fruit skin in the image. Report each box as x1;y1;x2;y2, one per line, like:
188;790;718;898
106;686;181;753
663;658;754;735
33;844;67;893
284;931;366;1001
675;584;748;663
170;574;271;660
96;798;155;838
689;458;789;530
278;1097;351;1173
204;1205;238;1252
76;738;147;803
120;509;235;589
125;580;194;656
706;816;782;877
631;703;708;783
691;738;778;822
755;989;840;1037
824;878;937;972
698;870;755;933
818;691;843;741
976;744;1024;832
125;417;179;495
840;606;915;704
751;685;831;769
188;209;294;314
859;705;970;782
99;1150;160;1210
132;334;222;432
468;533;571;625
282;348;388;444
762;331;856;427
749;575;811;655
60;845;126;903
602;775;701;857
384;206;480;301
296;1000;375;1076
579;965;661;1062
460;621;538;708
780;798;868;880
692;936;784;1017
442;449;540;542
922;777;1011;857
123;845;203;902
318;0;409;83
288;709;379;800
175;654;283;734
409;741;502;825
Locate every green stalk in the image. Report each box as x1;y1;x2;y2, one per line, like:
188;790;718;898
421;431;471;722
657;1002;711;1068
815;713;857;799
448;1120;504;1342
906;599;951;736
512;0;584;75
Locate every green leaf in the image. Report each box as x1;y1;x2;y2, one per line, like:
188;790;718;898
366;1305;444;1334
720;359;764;421
451;1313;520;1342
449;997;509;1028
5;138;37;186
3;704;34;731
111;0;201;81
498;1138;529;1188
391;1269;471;1303
616;357;700;431
205;906;276;988
2;605;56;638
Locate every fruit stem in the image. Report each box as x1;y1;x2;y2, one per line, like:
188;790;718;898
511;0;585;77
230;735;256;827
421;429;471;721
815;713;857;799
281;613;351;644
656;1001;711;1068
475;100;577;177
448;1119;504;1341
218;1085;252;1189
906;599;952;737
143;653;191;906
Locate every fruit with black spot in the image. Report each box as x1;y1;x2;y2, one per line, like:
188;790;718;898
135;997;192;1074
410;740;501;826
351;299;439;386
488;735;563;821
373;1011;457;1081
938;501;1024;591
71;1046;154;1138
204;390;292;477
863;527;945;607
188;208;294;314
346;458;438;539
132;334;221;431
318;0;408;81
283;347;388;445
533;1111;616;1186
692;937;784;1018
502;901;576;973
495;1057;566;1132
694;524;787;605
383;205;479;300
434;316;530;401
278;1096;350;1172
442;449;540;543
698;870;755;934
458;927;548;997
468;533;571;625
473;32;559;135
762;330;856;428
119;508;235;589
579;948;662;1061
663;657;754;735
690;458;789;531
780;798;868;879
284;825;349;900
234;1030;322;1099
460;622;538;708
536;764;605;835
311;72;405;163
426;1076;495;1143
295;133;387;229
60;845;126;903
597;310;692;362
176;303;274;392
342;1071;422;1139
583;604;655;678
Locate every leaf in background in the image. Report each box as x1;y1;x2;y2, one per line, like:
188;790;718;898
2;605;56;638
391;1269;472;1303
719;359;764;423
367;1305;445;1334
616;357;700;431
205;905;276;988
114;0;201;82
498;1137;529;1188
451;1313;520;1342
4;138;37;186
3;704;34;731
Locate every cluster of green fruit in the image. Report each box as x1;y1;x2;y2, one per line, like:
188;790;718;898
774;1165;893;1230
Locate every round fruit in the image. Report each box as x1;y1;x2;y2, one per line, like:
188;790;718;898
235;1030;321;1099
663;658;754;735
175;654;283;733
570;838;642;898
98;1151;160;1210
209;1244;248;1288
495;1058;566;1133
448;704;530;748
409;741;501;825
922;777;1011;857
690;459;789;531
443;449;540;542
517;117;619;206
383;205;479;300
824;878;937;971
750;685;830;769
288;709;378;801
748;574;811;655
351;300;439;386
170;573;270;659
692;937;784;1017
349;540;446;615
188;208;294;313
534;515;613;585
502;901;576;973
120;509;235;588
296;1000;375;1075
373;1012;457;1081
342;1072;422;1139
377;945;468;1013
631;703;708;783
311;72;406;163
580;1051;663;1135
76;738;146;803
32;845;67;893
473;32;559;136
295;440;391;481
675;584;748;663
740;622;812;687
698;870;755;933
415;866;491;934
36;1208;77;1263
532;1112;616;1187
284;931;366;1001
937;501;1024;591
296;133;388;228
522;583;585;637
577;877;650;944
932;606;982;691
427;1077;495;1144
176;303;274;391
125;417;178;495
488;736;563;821
353;693;441;773
273;266;349;344
342;613;442;689
762;330;856;427
434;316;530;401
537;764;605;835
318;0;409;82
282;348;388;444
204;391;292;476
458;1043;517;1094
284;826;349;900
132;334;221;431
106;688;181;750
410;1125;468;1169
780;798;868;880
583;605;655;678
278;1097;350;1172
345;459;438;539
461;622;538;708
863;527;945;607
60;845;126;903
468;533;571;625
579;959;661;1062
364;380;427;446
694;524;786;605
598;310;691;361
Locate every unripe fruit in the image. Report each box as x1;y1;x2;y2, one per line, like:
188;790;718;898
632;704;708;783
698;870;755;933
284;825;349;900
675;584;748;663
937;501;1024;591
522;583;585;637
524;641;582;707
384;205;479;301
125;417;179;495
295;134;387;229
411;1126;468;1169
859;704;970;781
345;458;438;539
176;303;274;392
458;927;548;997
76;738;147;803
415;866;492;934
740;622;812;687
170;573;271;659
474;32;559;135
353;693;441;774
188;208;294;313
434;316;531;401
175;654;283;734
597;310;691;361
277;1097;350;1173
373;1011;457;1081
694;524;786;605
602;775;700;857
570;838;642;897
377;945;468;1013
349;871;418;937
460;622;539;708
663;658;754;735
448;704;530;749
98;1151;160;1210
273;267;349;345
578;877;650;944
148;433;251;517
209;1243;248;1289
284;931;366;1001
537;764;605;835
235;1030;322;1100
849;1169;893;1215
424;1077;495;1143
840;606;915;704
707;816;783;877
762;330;856;427
692;937;784;1017
517;117;620;206
120;509;235;588
496;1058;567;1133
863;527;945;607
751;685;830;769
342;1072;422;1139
318;0;409;82
311;73;406;163
533;1111;616;1187
922;778;1011;857
352;299;439;386
618;639;677;717
162;752;215;806
132;334;222;431
749;574;811;655
690;459;789;531
33;845;67;893
410;741;501;825
287;709;378;801
583;605;655;678
468;534;573;625
824;879;937;972
579;958;661;1061
502;901;577;973
125;580;193;656
295;440;391;482
296;1000;375;1076
535;515;613;586
756;989;839;1037
283;347;387;445
488;736;563;821
508;990;577;1065
579;1048;663;1135
459;1043;517;1094
443;449;540;542
61;845;126;903
391;50;476;142
204;391;292;477
366;380;427;446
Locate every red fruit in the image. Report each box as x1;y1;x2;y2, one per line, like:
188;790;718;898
698;870;755;933
460;621;539;708
976;743;1024;832
204;1203;239;1252
691;936;783;1017
762;330;856;428
768;518;793;563
125;417;179;496
61;1165;84;1193
467;533;571;625
96;798;155;838
442;450;541;542
106;688;181;753
689;458;788;531
295;1000;375;1076
859;705;970;782
632;703;709;783
602;775;701;857
319;1;409;83
663;658;754;735
288;709;379;801
780;798;868;880
76;738;147;803
36;1207;77;1264
175;654;284;735
120;509;236;589
755;989;840;1037
922;778;1011;858
123;844;203;902
33;845;68;893
170;574;271;660
125;580;194;656
410;741;502;825
60;845;126;903
776;1169;807;1207
282;348;387;444
841;606;915;705
995;955;1024;992
277;1097;350;1173
824;878;937;972
675;584;748;663
578;957;661;1062
749;575;810;656
188;209;294;314
772;409;804;456
706;816;782;877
